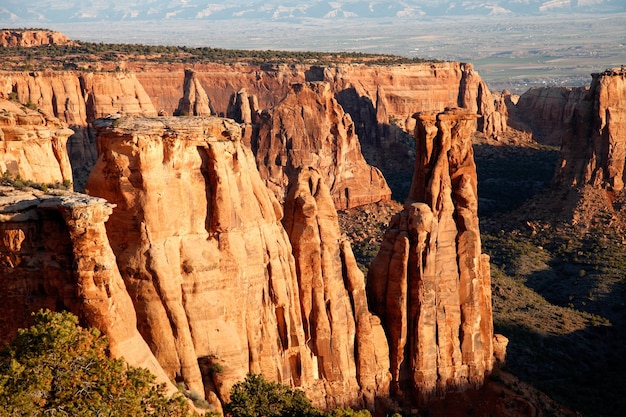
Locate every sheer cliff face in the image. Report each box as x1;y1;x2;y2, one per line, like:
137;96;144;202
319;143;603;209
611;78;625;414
367;108;494;404
255;82;391;209
86;115;388;410
550;69;626;191
0;72;157;188
0;99;73;185
0;189;173;392
283;167;391;407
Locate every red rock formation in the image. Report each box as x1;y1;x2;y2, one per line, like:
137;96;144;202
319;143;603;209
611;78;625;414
0;30;74;47
0;71;157;188
0;99;73;185
86;115;389;411
0;188;174;393
283;167;390;408
367;108;495;404
254;81;391;209
512;86;589;145
554;68;626;190
174;69;215;116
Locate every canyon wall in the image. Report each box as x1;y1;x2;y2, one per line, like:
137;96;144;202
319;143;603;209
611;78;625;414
254;81;391;209
367;108;495;405
0;30;74;47
85;115;390;410
0;99;73;185
0;61;505;195
553;68;626;190
511;86;589;145
0;188;174;393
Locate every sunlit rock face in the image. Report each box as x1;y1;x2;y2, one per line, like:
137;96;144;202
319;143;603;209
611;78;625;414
367;108;496;404
254;81;391;209
554;68;626;191
86;115;389;411
0;99;73;186
0;188;174;394
0;30;74;47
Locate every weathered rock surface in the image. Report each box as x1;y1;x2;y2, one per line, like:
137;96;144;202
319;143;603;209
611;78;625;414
254;82;391;209
0;188;174;393
0;99;73;185
554;68;626;190
283;167;390;408
0;71;158;188
86;115;387;410
367;108;495;404
174;69;215;116
0;30;74;47
512;86;589;145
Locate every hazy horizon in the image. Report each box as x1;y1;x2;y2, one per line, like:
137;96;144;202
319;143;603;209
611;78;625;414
2;1;626;93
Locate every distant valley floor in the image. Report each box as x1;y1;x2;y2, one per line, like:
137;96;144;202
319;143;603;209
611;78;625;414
32;12;626;94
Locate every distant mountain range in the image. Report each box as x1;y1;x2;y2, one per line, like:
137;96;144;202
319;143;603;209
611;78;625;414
2;0;625;23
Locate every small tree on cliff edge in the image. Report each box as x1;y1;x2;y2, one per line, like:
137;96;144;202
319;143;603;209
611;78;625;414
0;309;197;417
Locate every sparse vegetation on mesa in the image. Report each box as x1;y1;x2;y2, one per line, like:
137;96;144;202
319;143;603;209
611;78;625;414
0;40;437;71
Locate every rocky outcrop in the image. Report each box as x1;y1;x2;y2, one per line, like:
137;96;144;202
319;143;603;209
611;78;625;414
367;108;495;404
0;30;74;47
0;188;174;393
174;69;214;116
283;167;390;407
254;82;391;209
0;99;73;185
512;86;589;145
554;68;626;190
0;71;158;189
86;115;388;410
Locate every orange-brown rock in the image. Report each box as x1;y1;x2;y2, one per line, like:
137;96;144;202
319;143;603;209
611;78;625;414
367;108;495;404
0;71;158;188
554;68;626;190
283;167;390;408
174;69;215;116
0;188;174;393
0;99;73;185
85;115;390;411
512;86;588;145
0;30;74;47
254;81;391;209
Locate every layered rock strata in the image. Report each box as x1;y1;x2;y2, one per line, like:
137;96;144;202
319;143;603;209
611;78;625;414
367;108;494;404
0;99;73;185
0;188;173;392
86;115;388;410
0;30;74;47
0;71;157;188
254;82;391;209
554;68;626;190
512;86;589;145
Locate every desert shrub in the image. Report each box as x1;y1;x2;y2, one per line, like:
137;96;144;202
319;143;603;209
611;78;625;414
0;309;198;417
224;373;323;417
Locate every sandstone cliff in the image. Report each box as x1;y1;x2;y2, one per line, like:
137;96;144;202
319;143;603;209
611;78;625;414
86;115;389;410
254;82;391;209
283;167;391;407
0;188;174;393
553;68;626;190
511;86;589;145
0;99;73;185
367;108;495;404
0;30;74;47
0;71;157;188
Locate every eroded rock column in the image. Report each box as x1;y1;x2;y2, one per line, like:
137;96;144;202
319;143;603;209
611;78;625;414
367;108;494;404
